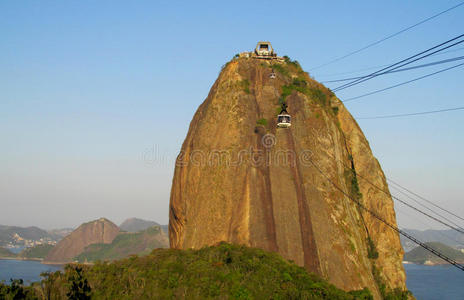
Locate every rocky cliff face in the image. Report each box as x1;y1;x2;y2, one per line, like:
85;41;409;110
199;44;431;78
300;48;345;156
169;57;406;298
44;218;119;264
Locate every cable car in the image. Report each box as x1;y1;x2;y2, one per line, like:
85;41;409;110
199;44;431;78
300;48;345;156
277;103;291;128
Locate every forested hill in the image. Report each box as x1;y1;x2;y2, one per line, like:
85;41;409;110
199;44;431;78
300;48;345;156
404;242;464;264
0;243;379;299
75;226;168;262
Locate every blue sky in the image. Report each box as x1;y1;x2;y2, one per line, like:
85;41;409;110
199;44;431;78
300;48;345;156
1;0;463;230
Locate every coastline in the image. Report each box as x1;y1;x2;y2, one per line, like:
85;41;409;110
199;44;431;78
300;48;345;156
42;261;68;266
403;260;464;266
42;260;94;266
0;257;42;262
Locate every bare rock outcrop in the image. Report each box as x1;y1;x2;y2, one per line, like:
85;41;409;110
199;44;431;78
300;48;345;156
44;218;119;264
169;57;406;298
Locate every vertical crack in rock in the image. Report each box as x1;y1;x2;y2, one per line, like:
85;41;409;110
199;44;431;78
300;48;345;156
285;129;321;275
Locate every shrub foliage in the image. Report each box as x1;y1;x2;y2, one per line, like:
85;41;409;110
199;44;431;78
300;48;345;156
0;243;374;299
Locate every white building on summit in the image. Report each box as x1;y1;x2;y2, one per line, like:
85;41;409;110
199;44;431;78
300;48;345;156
239;41;283;60
255;41;274;56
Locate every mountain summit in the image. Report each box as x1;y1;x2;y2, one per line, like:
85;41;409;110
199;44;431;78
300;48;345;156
169;44;407;298
44;218;119;264
120;218;159;232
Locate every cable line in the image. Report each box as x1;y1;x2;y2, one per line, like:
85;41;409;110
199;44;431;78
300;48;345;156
317;47;464;78
322;55;464;83
393;206;464;248
355;167;464;235
434;46;464;56
333;35;464;92
388;178;464;223
389;185;464;232
305;154;464;271
355;106;464;119
304;124;464;267
334;38;464;91
309;1;464;71
342;61;464;102
321;150;464;235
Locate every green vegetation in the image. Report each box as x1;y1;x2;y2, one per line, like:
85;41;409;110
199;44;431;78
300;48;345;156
239;79;251;94
0;279;37;300
369;244;410;299
341;162;409;299
278;77;327;107
66;266;91;300
283;56;300;68
272;56;332;109
309;88;327;105
273;64;289;76
332;106;339;115
0;243;373;299
256;118;268;126
119;218;159;233
371;266;410;300
366;237;379;259
349;241;356;252
17;244;54;259
273;56;304;78
404;242;464;264
344;169;362;201
0;247;15;258
0;244;54;260
371;265;386;298
75;226;167;262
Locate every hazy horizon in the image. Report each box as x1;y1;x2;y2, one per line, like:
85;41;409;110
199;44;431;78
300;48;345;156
1;1;463;231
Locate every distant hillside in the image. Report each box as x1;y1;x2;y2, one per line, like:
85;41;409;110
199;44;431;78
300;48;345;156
119;218;159;232
1;243;375;299
0;247;15;258
75;226;168;262
17;244;54;260
0;225;58;247
47;228;74;239
400;229;464;251
160;224;168;234
44;218;119;264
404;242;464;265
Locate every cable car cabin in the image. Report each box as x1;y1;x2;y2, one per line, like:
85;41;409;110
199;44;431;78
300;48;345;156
277;113;291;128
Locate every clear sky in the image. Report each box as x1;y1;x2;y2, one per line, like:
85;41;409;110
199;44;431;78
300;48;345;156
1;0;463;230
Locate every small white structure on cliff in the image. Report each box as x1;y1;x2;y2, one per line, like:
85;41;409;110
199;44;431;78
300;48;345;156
239;41;284;60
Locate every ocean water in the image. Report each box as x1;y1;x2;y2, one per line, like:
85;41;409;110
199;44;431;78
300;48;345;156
0;259;62;285
404;263;464;300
